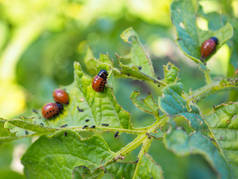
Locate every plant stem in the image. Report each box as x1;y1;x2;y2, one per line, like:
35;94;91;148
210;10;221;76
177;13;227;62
114;134;147;157
132;137;152;179
69;126;147;135
112;116;167;159
204;69;212;84
187;78;238;103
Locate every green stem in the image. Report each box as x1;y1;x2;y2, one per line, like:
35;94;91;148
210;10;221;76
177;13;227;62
112;116;167;159
69;126;147;135
114;134;147;157
187;78;238;103
0;131;52;142
132;137;152;179
204;68;212;84
111;67;167;87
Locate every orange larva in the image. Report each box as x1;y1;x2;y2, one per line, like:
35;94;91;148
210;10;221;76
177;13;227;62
53;89;69;104
201;37;218;60
42;103;63;119
92;70;108;92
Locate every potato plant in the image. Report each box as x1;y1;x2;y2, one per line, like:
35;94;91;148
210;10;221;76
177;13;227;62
0;0;238;178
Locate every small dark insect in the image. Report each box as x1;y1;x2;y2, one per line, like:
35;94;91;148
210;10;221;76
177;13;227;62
90;125;96;128
64;132;68;136
40;123;44;126
201;37;218;60
135;159;139;163
42;103;63;119
92;70;108;92
53;89;69;104
101;123;109;127
60;124;68;128
77;106;84;112
82;125;88;129
32;109;38;113
114;131;119;138
85;119;90;122
138;66;142;70
25;130;29;135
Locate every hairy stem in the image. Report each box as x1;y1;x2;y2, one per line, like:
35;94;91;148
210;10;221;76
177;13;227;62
132;137;152;179
70;126;147;135
187;78;238;103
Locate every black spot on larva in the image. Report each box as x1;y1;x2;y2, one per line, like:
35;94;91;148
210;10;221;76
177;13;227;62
90;125;96;128
85;119;90;122
77;106;84;112
101;123;109;127
82;125;88;129
25;130;29;135
138;66;142;70
135;159;139;163
64;132;68;136
114;131;119;138
60;124;68;128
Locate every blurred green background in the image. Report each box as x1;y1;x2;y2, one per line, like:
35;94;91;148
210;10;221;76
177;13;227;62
0;0;237;178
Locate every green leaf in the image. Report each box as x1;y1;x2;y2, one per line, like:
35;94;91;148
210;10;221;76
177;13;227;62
22;130;114;179
106;154;163;179
0;120;15;138
84;52;113;76
171;0;233;63
0;120;19;142
130;91;158;115
164;129;230;179
4;59;132;137
73;62;132;129
120;27;155;77
159;83;206;131
115;59;164;86
163;62;179;84
83;46;165;86
205;102;238;178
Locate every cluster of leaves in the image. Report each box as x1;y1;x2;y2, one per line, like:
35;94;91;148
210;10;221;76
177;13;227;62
0;0;238;178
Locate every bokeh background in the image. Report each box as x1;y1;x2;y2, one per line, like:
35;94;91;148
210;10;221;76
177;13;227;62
0;0;237;178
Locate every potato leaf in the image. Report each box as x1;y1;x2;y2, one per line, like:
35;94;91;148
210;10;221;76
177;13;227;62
171;0;233;63
205;102;238;178
22;130;114;179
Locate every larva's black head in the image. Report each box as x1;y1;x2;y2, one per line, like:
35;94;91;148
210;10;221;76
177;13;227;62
98;69;108;80
210;37;219;45
56;103;64;112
